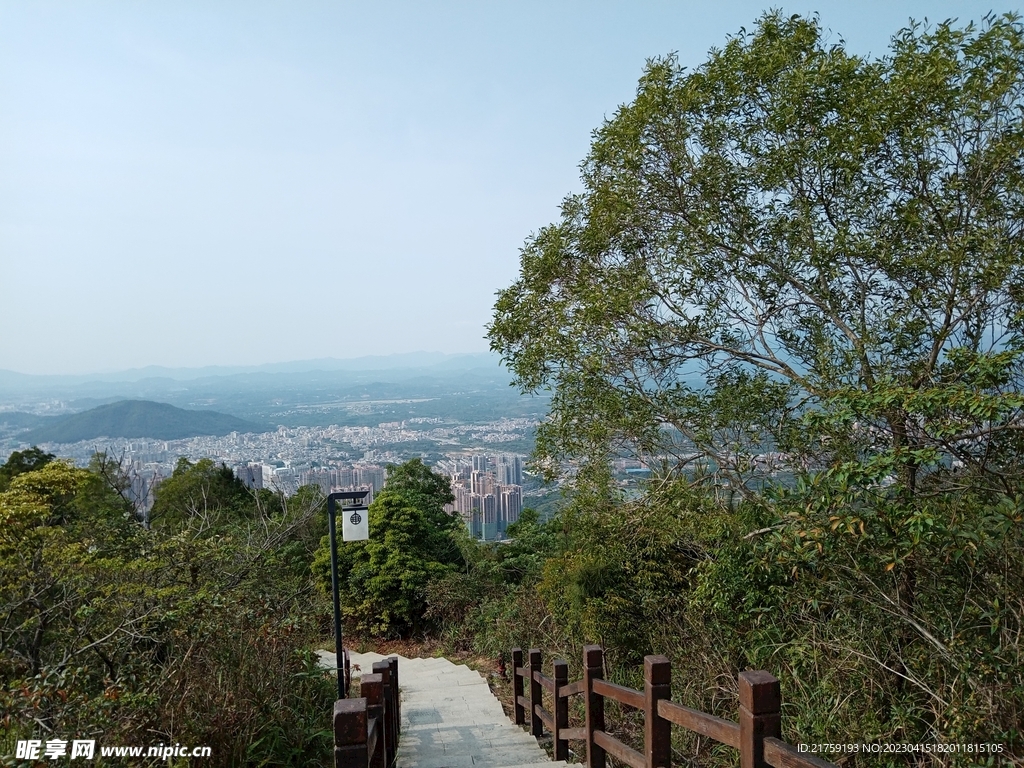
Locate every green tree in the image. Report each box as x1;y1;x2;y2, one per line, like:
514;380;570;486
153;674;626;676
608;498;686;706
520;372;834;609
149;457;253;531
499;508;561;586
490;13;1024;501
489;13;1024;754
313;459;462;637
383;458;460;567
0;446;55;492
385;457;456;505
0;459;335;766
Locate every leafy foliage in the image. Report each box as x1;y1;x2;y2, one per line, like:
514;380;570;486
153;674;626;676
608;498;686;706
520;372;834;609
0;456;334;767
425;508;564;656
490;12;1024;497
149;457;254;531
486;12;1024;760
0;446;54;492
313;459;463;637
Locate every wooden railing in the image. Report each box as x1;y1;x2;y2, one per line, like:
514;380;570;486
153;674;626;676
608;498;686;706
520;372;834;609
512;645;837;768
333;654;401;768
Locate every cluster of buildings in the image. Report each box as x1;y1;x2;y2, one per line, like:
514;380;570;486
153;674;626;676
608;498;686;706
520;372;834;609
231;452;528;541
233;461;388;497
436;454;524;540
27;418;537;483
9;416;536;541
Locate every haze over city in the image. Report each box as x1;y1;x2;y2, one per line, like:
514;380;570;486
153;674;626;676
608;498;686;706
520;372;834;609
0;0;993;375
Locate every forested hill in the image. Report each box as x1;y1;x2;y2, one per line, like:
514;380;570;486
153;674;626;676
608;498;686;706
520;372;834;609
24;400;260;442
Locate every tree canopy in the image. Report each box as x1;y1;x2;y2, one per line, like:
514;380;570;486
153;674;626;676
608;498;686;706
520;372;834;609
0;456;334;765
0;446;55;492
489;12;1024;508
313;459;462;637
488;13;1024;753
149;456;254;530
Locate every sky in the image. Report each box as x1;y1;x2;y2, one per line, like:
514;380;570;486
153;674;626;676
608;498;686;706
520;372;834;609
0;1;1008;375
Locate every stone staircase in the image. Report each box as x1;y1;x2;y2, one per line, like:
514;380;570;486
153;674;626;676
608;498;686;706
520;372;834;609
318;650;567;768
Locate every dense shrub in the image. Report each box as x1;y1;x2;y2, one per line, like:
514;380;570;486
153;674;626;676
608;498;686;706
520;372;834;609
0;458;334;767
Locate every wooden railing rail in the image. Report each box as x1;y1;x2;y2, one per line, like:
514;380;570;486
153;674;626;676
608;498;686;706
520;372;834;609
560;678;586;697
534;669;555;693
332;653;401;768
658;699;739;748
593;677;644;709
511;645;838;768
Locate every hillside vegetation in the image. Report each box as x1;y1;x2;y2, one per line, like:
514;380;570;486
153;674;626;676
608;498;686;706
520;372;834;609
0;450;335;766
24;399;260;443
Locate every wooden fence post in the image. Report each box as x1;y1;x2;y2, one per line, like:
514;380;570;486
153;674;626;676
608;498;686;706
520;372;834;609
552;659;569;761
372;661;394;768
529;648;543;737
334;697;368;768
512;648;525;726
361;673;384;768
584;645;606;768
644;655;671;768
738;671;781;768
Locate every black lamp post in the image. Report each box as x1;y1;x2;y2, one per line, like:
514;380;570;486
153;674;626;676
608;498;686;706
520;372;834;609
326;490;369;699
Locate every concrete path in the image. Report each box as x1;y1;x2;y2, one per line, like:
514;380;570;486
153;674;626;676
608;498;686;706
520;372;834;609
318;650;566;768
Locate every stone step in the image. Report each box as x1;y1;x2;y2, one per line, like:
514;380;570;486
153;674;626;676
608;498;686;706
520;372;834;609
398;758;557;768
396;751;561;768
317;649;563;768
403;656;453;668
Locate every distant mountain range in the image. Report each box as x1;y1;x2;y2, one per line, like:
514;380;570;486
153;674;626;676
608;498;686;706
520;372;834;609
0;351;504;388
24;400;261;443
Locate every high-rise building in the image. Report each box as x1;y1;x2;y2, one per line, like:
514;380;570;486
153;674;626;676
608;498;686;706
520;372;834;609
482;494;497;524
453;486;475;515
299;468;333;494
234;463;263;490
500;486;522;526
496;454;524;485
336;466;354;488
474;471;495;496
444;453;526;541
355;465;386;493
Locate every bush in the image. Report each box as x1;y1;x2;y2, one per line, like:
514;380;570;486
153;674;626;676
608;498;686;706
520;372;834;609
0;458;335;767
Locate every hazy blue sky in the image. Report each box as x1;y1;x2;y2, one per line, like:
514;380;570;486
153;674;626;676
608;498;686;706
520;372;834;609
0;1;1006;374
